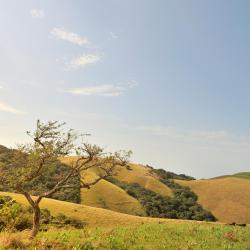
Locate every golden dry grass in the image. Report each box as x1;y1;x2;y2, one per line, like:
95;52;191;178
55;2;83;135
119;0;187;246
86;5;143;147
61;157;172;197
176;177;250;224
115;164;173;197
0;191;208;227
80;178;145;216
61;157;145;215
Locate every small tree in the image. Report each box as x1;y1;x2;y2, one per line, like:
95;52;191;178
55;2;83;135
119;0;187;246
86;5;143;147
0;120;131;238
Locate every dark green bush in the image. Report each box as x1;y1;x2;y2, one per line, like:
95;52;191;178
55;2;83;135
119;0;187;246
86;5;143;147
152;168;195;180
51;213;87;229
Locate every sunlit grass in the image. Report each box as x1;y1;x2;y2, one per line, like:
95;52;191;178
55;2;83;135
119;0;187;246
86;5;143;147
2;223;249;250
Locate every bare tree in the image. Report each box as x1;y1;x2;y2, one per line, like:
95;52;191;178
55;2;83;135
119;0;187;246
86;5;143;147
0;120;131;238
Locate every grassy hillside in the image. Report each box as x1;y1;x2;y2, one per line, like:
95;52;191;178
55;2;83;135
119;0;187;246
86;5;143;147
212;172;250;180
0;191;179;227
62;157;173;197
61;157;145;215
2;152;249;224
80;178;145;216
61;157;172;215
0;191;250;249
176;177;250;224
79;163;173;215
115;163;173;197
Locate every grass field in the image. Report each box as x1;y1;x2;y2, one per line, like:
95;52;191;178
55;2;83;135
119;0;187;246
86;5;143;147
1;223;250;249
176;177;250;224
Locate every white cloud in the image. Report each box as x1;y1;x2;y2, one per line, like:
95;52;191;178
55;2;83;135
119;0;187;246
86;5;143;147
0;102;26;115
68;54;101;69
30;9;45;18
110;32;118;39
50;28;88;46
64;81;138;97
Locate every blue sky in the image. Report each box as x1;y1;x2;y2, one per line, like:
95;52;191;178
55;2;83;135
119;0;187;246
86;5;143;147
1;0;250;178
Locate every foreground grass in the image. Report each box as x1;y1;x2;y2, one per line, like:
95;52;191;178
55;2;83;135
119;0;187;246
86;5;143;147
1;223;249;250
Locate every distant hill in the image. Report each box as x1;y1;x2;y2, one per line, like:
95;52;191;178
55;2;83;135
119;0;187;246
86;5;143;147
212;172;250;180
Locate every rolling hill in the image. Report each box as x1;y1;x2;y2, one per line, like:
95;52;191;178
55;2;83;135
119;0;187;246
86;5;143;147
80;178;145;216
0;191;197;227
176;177;250;224
2;191;250;250
105;163;173;197
61;157;146;215
61;157;173;215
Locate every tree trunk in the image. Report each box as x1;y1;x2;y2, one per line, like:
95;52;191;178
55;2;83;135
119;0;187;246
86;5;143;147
29;204;41;239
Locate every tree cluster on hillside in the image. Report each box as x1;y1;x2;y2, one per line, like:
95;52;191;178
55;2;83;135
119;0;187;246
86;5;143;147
150;167;195;180
106;176;216;221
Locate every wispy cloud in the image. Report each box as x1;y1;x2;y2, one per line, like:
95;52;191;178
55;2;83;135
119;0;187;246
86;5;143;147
50;28;88;46
0;102;26;115
110;32;118;39
64;81;138;97
67;54;101;69
30;9;45;18
137;125;230;143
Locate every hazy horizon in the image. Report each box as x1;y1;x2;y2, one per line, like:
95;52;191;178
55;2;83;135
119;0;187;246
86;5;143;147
1;1;250;178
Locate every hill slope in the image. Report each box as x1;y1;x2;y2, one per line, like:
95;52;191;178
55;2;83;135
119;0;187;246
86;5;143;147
176;177;250;224
61;157;145;215
80;178;145;216
115;164;173;197
0;191;204;227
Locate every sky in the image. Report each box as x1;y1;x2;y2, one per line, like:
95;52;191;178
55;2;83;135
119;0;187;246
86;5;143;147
1;0;250;178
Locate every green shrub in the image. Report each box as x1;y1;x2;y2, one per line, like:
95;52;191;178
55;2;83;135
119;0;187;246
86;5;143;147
51;213;87;229
0;196;86;232
0;196;32;232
